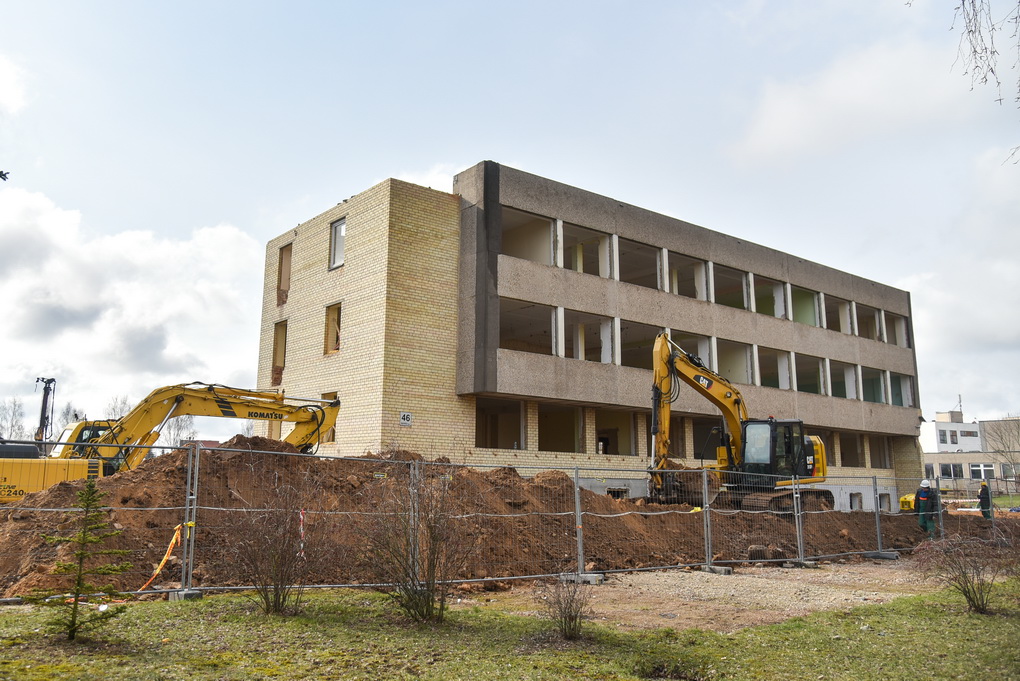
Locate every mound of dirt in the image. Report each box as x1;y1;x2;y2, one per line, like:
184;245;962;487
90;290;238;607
0;438;1012;597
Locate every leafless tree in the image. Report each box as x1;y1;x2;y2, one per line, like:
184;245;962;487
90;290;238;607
224;454;337;615
913;531;1017;614
923;0;1020;158
158;415;197;450
56;402;86;431
104;395;133;420
982;415;1020;494
0;397;28;440
364;462;478;623
535;574;595;640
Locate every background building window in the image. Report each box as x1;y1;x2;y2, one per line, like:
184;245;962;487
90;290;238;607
330;218;346;268
940;463;964;478
938;429;947;444
950;430;958;445
969;463;994;480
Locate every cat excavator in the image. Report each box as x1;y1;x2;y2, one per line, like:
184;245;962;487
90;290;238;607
0;382;340;504
650;333;833;511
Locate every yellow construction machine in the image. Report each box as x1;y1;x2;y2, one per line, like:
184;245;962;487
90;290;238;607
0;382;340;504
650;333;833;511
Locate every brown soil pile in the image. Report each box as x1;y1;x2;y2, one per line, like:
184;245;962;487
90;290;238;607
0;437;1012;597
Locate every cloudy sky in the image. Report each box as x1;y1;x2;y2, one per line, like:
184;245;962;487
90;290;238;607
1;1;1018;441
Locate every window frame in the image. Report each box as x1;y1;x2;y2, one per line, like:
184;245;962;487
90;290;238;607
330;218;346;269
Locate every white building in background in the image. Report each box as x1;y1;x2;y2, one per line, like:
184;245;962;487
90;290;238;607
919;411;982;453
920;411;1020;495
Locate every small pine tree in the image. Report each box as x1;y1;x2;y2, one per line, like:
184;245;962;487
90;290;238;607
34;479;132;640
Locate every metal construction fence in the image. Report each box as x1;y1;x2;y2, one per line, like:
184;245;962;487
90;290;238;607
1;442;1015;599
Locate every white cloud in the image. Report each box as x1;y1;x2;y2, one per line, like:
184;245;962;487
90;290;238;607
896;147;1020;420
0;54;28;116
0;187;263;436
730;40;973;164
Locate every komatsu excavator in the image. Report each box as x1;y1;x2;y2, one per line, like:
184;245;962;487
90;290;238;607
0;382;340;504
650;333;833;511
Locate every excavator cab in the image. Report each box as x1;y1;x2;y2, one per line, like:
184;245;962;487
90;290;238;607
734;419;813;486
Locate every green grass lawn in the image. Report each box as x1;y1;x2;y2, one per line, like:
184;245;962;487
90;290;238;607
0;581;1017;680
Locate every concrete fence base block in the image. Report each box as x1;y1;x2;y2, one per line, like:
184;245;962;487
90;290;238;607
559;572;605;585
169;589;203;601
863;551;901;560
701;565;733;576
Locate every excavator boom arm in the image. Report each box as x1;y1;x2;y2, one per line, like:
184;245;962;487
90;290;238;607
652;333;748;470
71;383;340;469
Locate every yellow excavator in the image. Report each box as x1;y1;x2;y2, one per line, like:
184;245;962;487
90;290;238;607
650;333;833;511
0;382;340;504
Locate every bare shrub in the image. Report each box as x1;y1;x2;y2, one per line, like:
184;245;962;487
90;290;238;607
364;461;478;622
225;454;336;615
535;574;594;640
913;531;1017;614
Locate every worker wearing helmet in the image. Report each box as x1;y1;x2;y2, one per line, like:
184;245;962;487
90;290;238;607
977;481;992;519
915;479;937;539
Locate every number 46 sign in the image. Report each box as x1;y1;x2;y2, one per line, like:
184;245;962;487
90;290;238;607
399;412;413;427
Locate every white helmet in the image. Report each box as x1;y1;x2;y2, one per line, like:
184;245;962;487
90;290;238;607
920;479;931;488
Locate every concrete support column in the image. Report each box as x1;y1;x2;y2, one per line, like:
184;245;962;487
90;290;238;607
553;218;564;268
747;272;757;313
635;412;648;458
524;401;539;451
818;292;828;329
705;261;716;302
583;407;597;455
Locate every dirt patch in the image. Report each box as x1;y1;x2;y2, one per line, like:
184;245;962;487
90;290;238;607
0;437;1014;598
457;558;937;633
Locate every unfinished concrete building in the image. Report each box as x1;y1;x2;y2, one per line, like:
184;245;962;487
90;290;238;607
257;161;923;507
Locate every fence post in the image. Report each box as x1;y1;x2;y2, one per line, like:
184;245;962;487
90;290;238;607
935;475;945;540
573;467;585;574
793;477;805;563
872;476;883;552
179;442;200;592
409;460;420;581
702;469;712;567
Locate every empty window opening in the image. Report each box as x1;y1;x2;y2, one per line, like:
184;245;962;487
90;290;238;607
824;295;852;333
606;488;629;499
652;414;686;460
885;312;910;348
324;302;342;354
669;331;712;367
839;432;864;467
869;436;892;468
475;398;523;449
330;218;345;269
856;304;881;341
790;286;819;326
713;265;747;310
829;360;857;399
692;417;723;461
271;321;287;387
563;309;611;363
667;252;705;299
538;403;582;453
617;237;660;290
861;367;886;404
501;207;553;265
889;373;914;407
267;419;282;440
619;319;660;369
277;243;292;306
752;274;785;318
878;493;891;511
716;338;752;384
757;346;791;390
940;463;963;478
561;222;606;276
595;409;636;456
499;299;554;356
849;492;864;510
795;353;825;394
321;391;337;443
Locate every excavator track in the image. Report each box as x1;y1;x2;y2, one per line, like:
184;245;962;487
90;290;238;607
739;490;835;513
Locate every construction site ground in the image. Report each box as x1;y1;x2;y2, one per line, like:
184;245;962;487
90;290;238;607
455;557;937;633
1;437;1015;611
